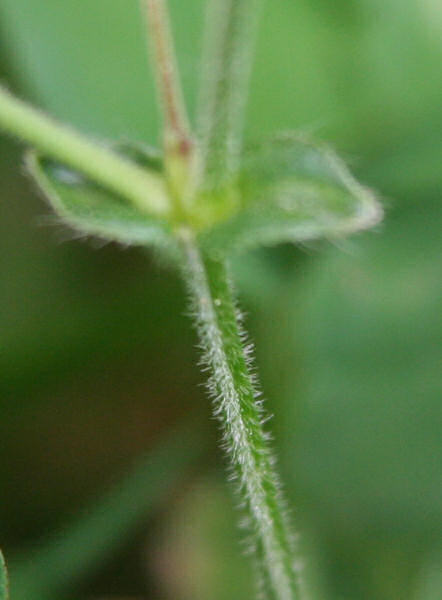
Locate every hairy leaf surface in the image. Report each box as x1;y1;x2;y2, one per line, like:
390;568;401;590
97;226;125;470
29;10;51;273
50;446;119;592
200;134;382;255
27;144;175;249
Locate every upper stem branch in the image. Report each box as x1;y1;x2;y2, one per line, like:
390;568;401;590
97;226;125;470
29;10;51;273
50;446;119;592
180;231;304;600
0;87;169;217
142;0;193;158
197;0;262;189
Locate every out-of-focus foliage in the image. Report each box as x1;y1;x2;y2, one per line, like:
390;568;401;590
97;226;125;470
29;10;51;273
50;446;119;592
0;1;441;599
9;424;204;600
0;0;204;141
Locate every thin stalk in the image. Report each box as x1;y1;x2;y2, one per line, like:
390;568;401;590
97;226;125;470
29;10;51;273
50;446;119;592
0;87;169;217
197;0;262;189
0;550;8;600
179;230;304;600
142;0;193;158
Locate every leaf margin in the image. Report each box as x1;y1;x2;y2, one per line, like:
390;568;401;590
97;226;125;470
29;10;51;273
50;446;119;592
25;149;177;252
198;133;383;256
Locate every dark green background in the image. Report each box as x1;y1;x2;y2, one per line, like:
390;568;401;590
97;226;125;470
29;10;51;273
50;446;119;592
0;1;441;599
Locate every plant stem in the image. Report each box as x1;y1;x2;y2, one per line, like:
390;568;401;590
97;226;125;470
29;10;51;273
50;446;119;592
197;0;262;189
0;87;169;217
0;550;8;600
142;0;193;158
179;230;304;600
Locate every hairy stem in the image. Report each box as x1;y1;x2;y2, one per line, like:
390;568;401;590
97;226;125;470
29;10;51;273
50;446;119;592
142;0;193;157
0;87;169;217
197;0;262;189
180;230;303;600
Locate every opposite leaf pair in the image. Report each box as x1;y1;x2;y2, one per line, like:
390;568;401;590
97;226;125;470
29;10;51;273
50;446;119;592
0;1;383;598
28;132;381;261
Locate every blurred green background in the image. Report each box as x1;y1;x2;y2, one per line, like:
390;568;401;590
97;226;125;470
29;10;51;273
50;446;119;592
0;1;441;599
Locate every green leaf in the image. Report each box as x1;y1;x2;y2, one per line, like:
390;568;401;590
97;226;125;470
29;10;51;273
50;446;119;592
26;144;176;250
199;134;382;255
0;551;9;600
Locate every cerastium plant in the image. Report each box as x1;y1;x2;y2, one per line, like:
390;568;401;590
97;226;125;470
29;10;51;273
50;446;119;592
0;1;382;599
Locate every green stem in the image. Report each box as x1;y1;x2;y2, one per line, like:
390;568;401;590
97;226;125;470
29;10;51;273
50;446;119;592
180;230;304;600
0;87;169;217
197;0;262;189
0;550;8;600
